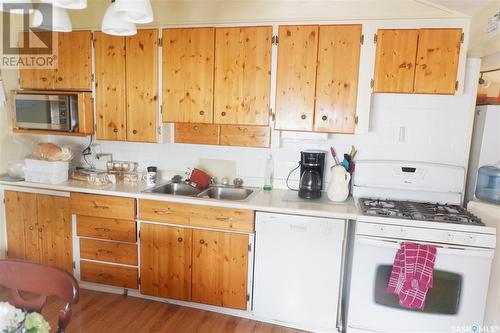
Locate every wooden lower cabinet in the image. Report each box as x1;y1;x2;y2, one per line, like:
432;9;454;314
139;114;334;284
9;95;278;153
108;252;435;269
4;191;73;273
139;223;250;310
140;223;192;301
191;230;249;310
80;261;138;289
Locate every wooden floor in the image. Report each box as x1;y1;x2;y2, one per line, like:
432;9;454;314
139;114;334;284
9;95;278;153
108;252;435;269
0;288;308;333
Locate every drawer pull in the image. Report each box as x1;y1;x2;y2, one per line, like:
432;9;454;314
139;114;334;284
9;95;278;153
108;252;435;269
215;217;233;222
97;249;112;254
98;273;112;279
92;202;110;210
94;227;112;232
154;209;171;215
199;239;205;244
177;237;183;243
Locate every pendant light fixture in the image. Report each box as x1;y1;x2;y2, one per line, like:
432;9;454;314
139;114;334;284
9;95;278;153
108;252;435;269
102;1;137;36
31;5;72;32
113;0;153;24
0;0;33;14
40;0;87;10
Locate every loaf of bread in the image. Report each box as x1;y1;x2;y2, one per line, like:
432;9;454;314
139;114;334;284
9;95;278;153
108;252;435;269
33;143;72;161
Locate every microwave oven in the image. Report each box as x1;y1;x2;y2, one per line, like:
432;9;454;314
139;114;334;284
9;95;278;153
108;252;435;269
14;93;79;132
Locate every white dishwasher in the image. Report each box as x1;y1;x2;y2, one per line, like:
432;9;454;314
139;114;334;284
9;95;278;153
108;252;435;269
253;212;347;333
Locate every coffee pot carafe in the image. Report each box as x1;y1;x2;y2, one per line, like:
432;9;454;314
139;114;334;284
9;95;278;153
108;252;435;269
298;150;326;199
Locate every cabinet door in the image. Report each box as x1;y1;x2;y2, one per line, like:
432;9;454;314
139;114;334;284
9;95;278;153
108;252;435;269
140;223;192;301
192;230;248;310
54;31;92;90
163;28;215;124
4;191;37;259
126;29;158;143
414;28;462;95
275;25;318;131
314;25;361;134
373;29;418;93
95;32;127;141
37;194;73;273
19;31;55;90
174;123;220;145
214;26;272;126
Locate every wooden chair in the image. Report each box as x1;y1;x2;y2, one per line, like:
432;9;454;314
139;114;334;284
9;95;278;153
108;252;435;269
0;259;79;333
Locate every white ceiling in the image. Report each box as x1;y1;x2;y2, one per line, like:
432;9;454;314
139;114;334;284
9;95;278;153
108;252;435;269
425;0;496;16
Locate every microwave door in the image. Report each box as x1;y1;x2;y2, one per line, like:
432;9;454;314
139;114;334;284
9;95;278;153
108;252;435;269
15;94;70;131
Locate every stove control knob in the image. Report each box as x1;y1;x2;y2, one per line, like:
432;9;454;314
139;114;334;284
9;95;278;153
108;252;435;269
465;234;476;245
377;225;386;235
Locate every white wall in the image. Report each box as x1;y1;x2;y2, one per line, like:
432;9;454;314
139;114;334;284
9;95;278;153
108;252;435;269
50;59;481;192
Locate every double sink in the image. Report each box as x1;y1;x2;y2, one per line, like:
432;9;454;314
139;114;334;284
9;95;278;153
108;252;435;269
143;182;259;202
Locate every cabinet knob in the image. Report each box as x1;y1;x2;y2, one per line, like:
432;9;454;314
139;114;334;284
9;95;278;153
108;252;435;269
41;77;47;82
221;112;226;117
199;239;205;244
29;226;34;231
322;115;327;121
113;128;118;133
301;114;307;120
132;129;137;134
57;77;63;82
38;227;43;232
177;237;183;243
420;64;427;70
199;110;205;115
193;125;199;131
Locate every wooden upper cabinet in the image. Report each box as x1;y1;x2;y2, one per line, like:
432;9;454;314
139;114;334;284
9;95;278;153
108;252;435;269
191;229;249;310
163;28;215;124
19;31;91;90
414;28;462;94
126;29;158;142
140;223;193;301
373;29;419;93
214;26;272;126
314;25;361;134
275;25;319;131
95;32;127;141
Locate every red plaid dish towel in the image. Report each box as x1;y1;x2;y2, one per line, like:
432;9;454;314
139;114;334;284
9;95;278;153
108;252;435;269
387;242;437;310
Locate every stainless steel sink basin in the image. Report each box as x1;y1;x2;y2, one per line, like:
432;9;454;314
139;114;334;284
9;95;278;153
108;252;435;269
198;186;257;201
144;182;201;196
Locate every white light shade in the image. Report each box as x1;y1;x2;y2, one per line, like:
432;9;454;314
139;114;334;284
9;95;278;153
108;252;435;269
32;5;72;32
102;2;137;36
41;0;87;10
0;0;33;14
114;0;153;24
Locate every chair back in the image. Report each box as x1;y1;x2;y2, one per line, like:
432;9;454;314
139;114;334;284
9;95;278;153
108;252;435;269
0;259;79;333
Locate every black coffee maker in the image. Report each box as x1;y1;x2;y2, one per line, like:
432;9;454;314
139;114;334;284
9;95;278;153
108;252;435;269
299;150;326;199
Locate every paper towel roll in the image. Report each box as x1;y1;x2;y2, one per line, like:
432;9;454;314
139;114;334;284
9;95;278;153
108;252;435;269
0;78;6;108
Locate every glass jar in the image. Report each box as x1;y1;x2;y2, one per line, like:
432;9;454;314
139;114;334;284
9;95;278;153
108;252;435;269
475;165;500;204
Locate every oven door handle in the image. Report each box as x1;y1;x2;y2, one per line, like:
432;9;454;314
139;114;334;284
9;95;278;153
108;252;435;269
356;235;494;258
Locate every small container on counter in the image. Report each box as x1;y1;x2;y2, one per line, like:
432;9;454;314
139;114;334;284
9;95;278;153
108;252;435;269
147;166;158;186
475;165;500;204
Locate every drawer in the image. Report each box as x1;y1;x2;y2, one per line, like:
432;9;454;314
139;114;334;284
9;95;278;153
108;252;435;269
139;200;254;233
175;123;219;145
219;125;270;148
80;239;138;266
80;261;137;289
77;215;136;242
71;193;136;220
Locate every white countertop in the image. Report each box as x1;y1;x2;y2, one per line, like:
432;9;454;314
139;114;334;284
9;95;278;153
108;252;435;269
0;180;358;220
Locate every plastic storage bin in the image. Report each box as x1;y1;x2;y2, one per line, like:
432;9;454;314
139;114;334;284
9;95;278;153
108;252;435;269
475;165;500;204
25;159;69;184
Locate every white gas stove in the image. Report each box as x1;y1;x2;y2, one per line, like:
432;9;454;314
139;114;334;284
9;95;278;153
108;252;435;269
348;161;497;333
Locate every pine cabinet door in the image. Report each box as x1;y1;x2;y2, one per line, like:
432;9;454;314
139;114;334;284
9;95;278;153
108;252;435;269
314;25;362;134
140;223;192;301
214;26;272;126
95;32;127;141
373;29;419;93
192;229;249;310
414;28;462;95
163;28;215;124
37;194;73;273
18;31;56;90
54;31;92;90
275;25;318;131
126;29;158;142
4;191;36;260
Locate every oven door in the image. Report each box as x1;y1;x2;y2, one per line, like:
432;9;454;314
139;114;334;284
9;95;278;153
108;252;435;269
347;236;494;333
15;94;71;131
